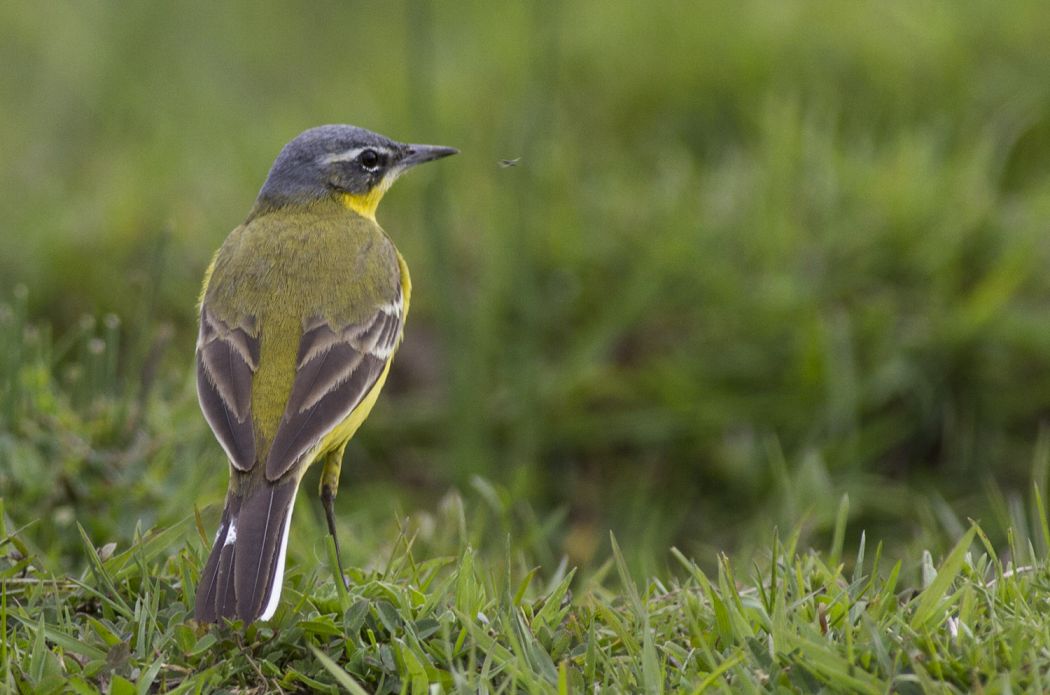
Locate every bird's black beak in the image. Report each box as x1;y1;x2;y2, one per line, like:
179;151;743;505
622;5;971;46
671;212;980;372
400;144;459;168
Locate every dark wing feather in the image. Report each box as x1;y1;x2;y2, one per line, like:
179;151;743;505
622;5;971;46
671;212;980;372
196;307;259;471
265;288;403;481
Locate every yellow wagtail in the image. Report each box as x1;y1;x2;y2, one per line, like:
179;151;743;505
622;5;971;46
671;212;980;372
194;125;456;623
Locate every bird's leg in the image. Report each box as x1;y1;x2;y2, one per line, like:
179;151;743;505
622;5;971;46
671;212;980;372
319;446;349;588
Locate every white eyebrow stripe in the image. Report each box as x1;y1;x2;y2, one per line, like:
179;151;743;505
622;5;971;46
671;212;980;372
318;146;391;164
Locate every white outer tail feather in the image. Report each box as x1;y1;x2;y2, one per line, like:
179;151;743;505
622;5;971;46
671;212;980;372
258;496;295;621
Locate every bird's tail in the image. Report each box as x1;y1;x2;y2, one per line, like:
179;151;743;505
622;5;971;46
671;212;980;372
194;477;300;624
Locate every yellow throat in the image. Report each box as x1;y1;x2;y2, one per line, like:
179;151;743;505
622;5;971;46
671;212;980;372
339;174;397;221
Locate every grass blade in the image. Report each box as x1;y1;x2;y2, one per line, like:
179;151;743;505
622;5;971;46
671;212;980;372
910;525;977;630
310;646;370;695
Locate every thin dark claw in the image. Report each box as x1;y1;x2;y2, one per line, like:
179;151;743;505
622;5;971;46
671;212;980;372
321;485;350;589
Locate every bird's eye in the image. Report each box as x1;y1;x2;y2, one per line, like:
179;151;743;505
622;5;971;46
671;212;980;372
359;149;380;170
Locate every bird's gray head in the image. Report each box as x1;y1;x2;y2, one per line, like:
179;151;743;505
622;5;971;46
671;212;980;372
253;124;457;218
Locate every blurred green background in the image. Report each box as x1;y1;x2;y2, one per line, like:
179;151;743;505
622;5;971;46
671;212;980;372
4;1;1050;575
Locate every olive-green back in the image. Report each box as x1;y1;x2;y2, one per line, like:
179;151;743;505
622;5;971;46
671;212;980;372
202;198;400;457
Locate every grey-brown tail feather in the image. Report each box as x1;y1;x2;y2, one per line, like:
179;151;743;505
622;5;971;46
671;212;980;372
195;480;298;624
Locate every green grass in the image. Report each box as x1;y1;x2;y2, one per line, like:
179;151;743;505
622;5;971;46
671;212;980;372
5;305;1050;691
6;490;1050;692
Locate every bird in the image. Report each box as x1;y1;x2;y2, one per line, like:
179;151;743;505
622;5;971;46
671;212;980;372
193;124;457;624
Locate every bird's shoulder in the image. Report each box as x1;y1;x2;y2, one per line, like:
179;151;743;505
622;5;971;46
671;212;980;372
204;201;402;326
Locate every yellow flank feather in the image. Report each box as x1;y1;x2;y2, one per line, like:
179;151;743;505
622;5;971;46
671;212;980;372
396;250;412;317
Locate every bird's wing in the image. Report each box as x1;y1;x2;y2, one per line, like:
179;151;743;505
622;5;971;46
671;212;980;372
264;283;405;480
196;307;260;472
